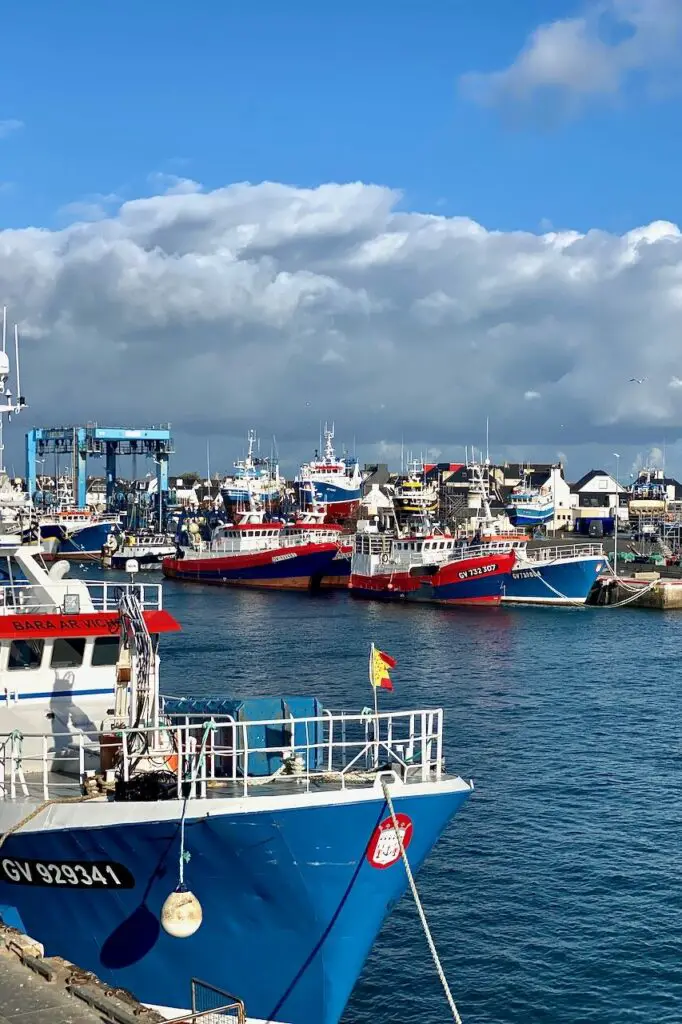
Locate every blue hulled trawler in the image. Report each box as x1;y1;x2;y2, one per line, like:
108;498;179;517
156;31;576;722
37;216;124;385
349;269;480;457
0;543;472;1024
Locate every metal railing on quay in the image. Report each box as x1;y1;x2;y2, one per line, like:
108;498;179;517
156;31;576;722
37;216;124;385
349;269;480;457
158;1001;246;1024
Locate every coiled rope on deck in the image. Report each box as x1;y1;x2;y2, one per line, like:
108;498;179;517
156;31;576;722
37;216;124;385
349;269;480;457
380;779;464;1024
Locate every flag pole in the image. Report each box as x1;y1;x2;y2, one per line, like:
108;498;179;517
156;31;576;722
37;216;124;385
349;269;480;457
370;642;379;767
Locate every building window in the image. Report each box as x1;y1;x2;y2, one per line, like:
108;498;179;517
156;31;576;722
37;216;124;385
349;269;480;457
8;638;44;670
51;638;86;669
91;637;120;667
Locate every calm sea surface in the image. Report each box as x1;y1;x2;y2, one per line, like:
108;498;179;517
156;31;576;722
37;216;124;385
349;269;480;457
114;571;682;1024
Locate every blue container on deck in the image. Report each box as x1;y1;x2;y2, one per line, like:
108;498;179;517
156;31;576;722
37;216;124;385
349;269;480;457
161;695;325;776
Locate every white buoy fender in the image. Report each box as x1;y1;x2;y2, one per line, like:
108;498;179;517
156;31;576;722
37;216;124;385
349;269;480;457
160;887;203;938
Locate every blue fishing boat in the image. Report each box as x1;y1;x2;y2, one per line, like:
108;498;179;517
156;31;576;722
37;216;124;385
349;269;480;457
294;424;363;521
488;536;606;604
38;511;119;557
220;429;283;511
472;463;605;605
506;488;554;526
0;544;471;1024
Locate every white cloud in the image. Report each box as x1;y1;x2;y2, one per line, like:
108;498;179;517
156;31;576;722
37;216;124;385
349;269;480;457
524;390;541;401
147;172;202;195
461;0;682;116
669;376;682;388
58;193;122;223
2;178;682;471
0;119;23;139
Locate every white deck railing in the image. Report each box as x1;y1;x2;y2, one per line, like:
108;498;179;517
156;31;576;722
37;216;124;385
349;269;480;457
0;580;162;614
524;543;604;562
187;531;343;556
0;707;444;801
467;541;604;563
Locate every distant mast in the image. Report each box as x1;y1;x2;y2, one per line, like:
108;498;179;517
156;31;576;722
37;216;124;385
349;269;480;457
0;308;26;474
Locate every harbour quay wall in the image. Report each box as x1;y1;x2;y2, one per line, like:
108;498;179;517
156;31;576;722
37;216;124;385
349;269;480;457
589;573;682;609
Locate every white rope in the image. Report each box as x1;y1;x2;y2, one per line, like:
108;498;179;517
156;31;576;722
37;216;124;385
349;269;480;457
602;558;658;593
601;577;659;608
381;779;464;1024
175;718;217;887
178;798;188;886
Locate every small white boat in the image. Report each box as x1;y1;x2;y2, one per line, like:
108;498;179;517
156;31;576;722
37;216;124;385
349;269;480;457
101;530;176;570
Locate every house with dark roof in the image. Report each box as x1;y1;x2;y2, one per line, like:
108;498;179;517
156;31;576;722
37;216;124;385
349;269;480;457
570;469;627;535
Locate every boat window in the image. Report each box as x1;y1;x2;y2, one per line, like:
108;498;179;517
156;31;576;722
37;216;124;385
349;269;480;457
410;542;415;551
91;636;120;667
8;638;44;670
439;542;445;549
51;637;86;669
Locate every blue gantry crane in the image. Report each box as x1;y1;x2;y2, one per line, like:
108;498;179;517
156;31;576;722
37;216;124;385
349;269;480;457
26;424;174;519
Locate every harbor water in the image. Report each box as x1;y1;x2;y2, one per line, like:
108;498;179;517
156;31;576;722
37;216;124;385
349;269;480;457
102;569;682;1024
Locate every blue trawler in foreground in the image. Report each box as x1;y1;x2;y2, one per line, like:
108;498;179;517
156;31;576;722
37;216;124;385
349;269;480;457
0;544;472;1024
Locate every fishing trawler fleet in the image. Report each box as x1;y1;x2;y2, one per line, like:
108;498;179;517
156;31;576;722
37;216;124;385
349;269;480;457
0;299;675;1024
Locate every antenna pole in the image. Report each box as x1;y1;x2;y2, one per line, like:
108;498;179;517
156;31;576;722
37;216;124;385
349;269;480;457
2;306;5;354
486;417;489;464
14;324;20;408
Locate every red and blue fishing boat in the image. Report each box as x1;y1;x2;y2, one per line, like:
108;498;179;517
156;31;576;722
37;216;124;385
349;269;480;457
349;514;514;605
163;507;347;590
294;424;363;523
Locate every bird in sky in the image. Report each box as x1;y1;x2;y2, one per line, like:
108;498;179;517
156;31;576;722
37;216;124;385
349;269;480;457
629;376;647;384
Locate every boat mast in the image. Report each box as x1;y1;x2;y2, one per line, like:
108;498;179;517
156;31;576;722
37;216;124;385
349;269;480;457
0;307;5;475
0;310;26;476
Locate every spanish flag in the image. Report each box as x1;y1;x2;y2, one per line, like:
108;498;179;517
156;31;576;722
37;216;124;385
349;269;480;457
369;643;397;691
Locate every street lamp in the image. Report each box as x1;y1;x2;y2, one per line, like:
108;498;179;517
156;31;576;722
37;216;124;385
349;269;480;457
613;453;620;576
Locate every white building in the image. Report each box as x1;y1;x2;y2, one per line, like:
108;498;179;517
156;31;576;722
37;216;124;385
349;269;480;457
570;469;628;534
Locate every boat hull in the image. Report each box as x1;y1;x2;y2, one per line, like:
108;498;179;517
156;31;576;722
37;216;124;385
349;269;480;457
350;552;514;605
295;482;361;522
162;544;341;590
501;554;606;605
507;506;554;526
40;522;118;558
221;487;282;508
0;782;470;1024
107;552;171;570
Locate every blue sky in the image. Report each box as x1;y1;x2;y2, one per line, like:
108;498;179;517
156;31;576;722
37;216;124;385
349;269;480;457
1;0;682;479
1;0;679;235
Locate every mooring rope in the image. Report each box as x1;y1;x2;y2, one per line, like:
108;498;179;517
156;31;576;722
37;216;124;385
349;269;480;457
380;778;464;1024
0;794;101;850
